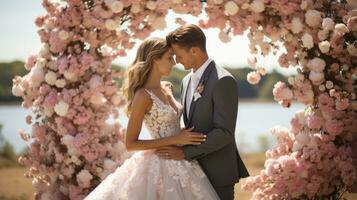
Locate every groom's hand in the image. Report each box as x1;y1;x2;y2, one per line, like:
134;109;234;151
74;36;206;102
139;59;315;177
156;146;184;160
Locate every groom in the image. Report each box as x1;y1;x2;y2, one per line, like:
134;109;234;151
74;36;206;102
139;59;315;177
156;24;249;200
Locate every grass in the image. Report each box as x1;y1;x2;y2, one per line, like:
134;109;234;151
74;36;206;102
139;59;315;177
0;153;356;200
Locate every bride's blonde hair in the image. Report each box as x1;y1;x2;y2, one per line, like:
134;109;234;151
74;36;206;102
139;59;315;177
122;38;170;116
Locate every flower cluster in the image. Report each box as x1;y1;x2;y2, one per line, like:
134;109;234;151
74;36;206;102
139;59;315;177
12;0;356;199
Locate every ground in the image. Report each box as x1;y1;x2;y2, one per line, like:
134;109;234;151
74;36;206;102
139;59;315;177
0;154;356;200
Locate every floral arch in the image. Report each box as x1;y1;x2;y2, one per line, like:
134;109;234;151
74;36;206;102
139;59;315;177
11;0;357;199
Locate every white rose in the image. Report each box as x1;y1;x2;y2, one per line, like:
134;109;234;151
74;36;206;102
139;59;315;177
326;80;334;89
291;17;303;34
39;44;50;57
305;9;322;27
64;71;76;81
317;29;329;41
301;33;314;49
318;41;330;53
44;19;55;30
225;1;239;16
307;57;326;72
30;66;45;87
36;58;47;68
319;84;326;92
61;134;74;146
250;0;265;13
110;1;123;13
288;77;295;85
54;101;69;117
146;1;157;10
45;71;57;85
90;92;107;105
347;44;357;56
103;158;116;170
12;84;24;97
295;132;310;146
131;3;141;14
59;30;69;40
322;18;335;31
309;71;324;85
335;23;349;35
105;19;117;30
100;44;113;56
77;169;93;187
55;79;66;88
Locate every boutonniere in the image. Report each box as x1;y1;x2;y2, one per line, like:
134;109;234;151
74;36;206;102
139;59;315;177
193;82;205;102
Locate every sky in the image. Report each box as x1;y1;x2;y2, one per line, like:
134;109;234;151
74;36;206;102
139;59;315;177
0;0;296;75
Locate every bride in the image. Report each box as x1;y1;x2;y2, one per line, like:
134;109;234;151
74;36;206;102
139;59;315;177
84;38;220;200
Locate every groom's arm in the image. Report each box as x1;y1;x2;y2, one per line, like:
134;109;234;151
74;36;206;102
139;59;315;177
182;76;238;160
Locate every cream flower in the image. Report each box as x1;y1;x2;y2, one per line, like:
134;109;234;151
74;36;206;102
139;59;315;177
225;1;239;16
77;169;93;187
109;1;123;13
322;18;335;31
335;23;349;35
12;84;24;97
90;92;107;105
131;3;141;14
146;1;157;10
45;70;57;85
291;17;303;34
301;33;314;49
100;44;113;56
318;29;329;41
305;10;322;27
318;41;330;53
250;0;265;13
105;19;117;30
54;101;69;117
59;30;69;40
55;79;66;88
30;66;45;87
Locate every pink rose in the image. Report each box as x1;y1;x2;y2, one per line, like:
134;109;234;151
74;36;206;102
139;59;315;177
247;71;261;85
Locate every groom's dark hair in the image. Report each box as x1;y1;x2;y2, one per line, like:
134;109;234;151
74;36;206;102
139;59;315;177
166;24;207;52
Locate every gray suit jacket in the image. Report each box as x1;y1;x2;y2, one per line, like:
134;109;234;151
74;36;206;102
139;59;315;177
181;61;249;187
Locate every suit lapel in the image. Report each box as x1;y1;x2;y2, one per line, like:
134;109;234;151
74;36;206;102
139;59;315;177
182;76;191;127
187;61;215;125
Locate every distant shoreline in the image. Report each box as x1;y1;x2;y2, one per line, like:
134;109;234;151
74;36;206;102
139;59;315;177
0;99;278;106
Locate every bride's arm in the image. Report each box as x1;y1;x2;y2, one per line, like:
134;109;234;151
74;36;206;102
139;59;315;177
125;89;205;152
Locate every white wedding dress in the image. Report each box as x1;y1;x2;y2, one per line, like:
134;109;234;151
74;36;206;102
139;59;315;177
84;89;220;200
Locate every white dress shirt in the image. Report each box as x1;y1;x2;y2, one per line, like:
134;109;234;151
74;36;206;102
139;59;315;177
185;58;212;118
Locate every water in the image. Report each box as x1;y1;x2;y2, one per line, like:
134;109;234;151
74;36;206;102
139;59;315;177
0;102;304;154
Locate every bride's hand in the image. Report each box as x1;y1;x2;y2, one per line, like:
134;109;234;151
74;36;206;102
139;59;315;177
174;127;206;145
161;81;174;97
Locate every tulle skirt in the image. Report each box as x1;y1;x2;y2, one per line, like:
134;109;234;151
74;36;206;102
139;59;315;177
84;150;220;200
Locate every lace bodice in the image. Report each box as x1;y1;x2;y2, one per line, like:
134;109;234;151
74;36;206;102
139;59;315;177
143;89;182;139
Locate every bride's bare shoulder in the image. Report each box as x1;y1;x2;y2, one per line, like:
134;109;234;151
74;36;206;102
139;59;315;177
132;88;152;107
